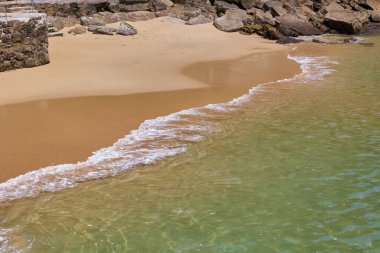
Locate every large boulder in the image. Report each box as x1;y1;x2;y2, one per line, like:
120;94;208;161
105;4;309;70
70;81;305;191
213;8;249;32
372;10;380;21
214;1;239;14
276;14;322;35
324;10;369;33
263;0;287;17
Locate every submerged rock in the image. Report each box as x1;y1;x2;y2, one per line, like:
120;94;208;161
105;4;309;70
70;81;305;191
277;36;303;44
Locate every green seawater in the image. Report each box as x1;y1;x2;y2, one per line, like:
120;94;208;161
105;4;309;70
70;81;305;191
0;36;379;252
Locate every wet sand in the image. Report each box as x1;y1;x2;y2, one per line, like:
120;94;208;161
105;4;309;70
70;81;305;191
0;18;300;182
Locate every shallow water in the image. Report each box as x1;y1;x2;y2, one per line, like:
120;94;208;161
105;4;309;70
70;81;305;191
0;36;379;252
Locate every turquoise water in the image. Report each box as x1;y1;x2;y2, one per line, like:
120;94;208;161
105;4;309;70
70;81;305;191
0;36;379;252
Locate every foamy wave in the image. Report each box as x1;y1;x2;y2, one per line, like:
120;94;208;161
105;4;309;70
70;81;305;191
0;54;338;204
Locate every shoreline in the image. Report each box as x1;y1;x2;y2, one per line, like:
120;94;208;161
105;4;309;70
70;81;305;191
0;18;300;183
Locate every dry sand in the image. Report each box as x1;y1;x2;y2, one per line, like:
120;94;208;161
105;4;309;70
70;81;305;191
0;17;300;182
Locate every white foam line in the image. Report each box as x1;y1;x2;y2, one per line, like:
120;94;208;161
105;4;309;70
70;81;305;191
0;53;338;205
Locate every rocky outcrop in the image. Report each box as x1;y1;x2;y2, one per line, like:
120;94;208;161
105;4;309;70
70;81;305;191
0;13;49;72
276;14;322;36
324;10;369;34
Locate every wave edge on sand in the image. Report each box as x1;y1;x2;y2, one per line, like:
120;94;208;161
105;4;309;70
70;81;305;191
0;54;338;205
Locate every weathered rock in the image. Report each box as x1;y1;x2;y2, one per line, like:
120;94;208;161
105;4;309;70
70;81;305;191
93;12;121;23
181;6;202;20
119;11;157;21
119;3;150;12
349;0;367;11
47;16;80;31
108;0;120;12
277;36;303;44
248;8;276;25
264;25;284;39
68;25;87;35
80;16;106;26
372;10;380;21
276;14;322;35
116;21;138;35
89;25;117;35
214;1;239;14
361;21;380;34
186;14;212;24
149;0;174;11
324;10;369;33
213;8;249;32
325;2;346;12
0;13;49;72
354;0;380;10
264;0;287;17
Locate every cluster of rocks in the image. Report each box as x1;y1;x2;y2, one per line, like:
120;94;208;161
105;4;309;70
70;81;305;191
34;0;380;43
68;20;137;36
0;13;49;72
210;0;380;40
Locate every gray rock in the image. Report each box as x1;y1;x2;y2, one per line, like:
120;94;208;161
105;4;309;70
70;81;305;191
186;14;212;24
325;2;346;13
80;17;106;26
214;1;239;14
276;14;322;35
116;21;138;35
264;0;287;17
93;12;121;24
181;6;202;20
372;10;380;22
119;3;150;12
119;11;157;21
277;36;303;44
324;10;370;34
354;0;380;10
249;8;276;26
214;9;249;32
89;26;116;35
149;0;174;12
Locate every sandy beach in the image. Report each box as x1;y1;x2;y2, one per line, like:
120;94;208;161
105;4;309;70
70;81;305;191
0;17;300;182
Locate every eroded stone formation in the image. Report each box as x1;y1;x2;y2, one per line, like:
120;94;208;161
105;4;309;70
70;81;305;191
0;13;49;72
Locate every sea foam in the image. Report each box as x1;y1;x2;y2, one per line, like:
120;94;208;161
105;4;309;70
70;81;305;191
0;53;338;204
